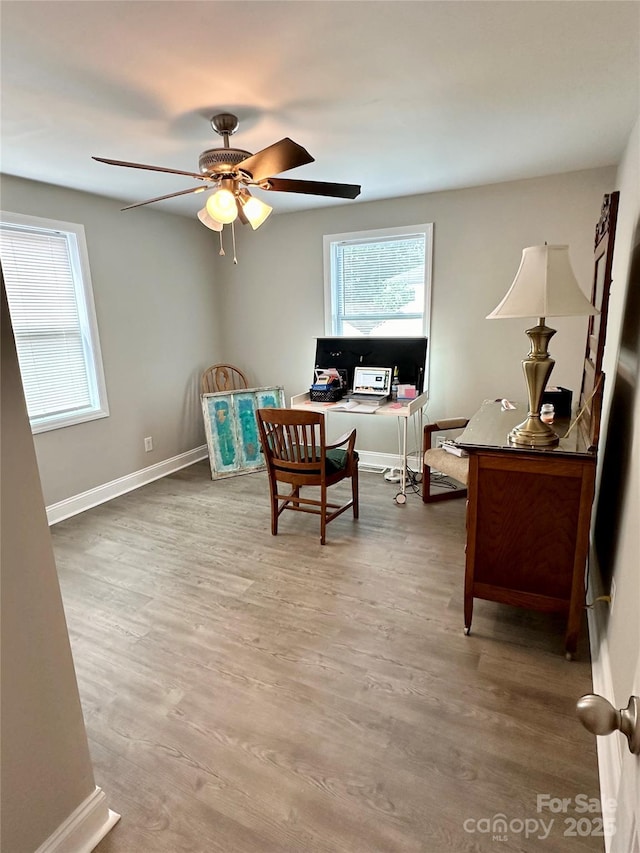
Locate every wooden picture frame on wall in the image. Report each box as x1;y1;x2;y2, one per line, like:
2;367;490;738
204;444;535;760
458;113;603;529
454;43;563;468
202;385;285;479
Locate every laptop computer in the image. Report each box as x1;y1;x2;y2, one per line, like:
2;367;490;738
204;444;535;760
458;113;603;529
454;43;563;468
345;366;393;405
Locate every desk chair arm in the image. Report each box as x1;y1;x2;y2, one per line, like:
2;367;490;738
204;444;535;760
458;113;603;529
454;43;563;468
423;418;469;451
326;429;357;454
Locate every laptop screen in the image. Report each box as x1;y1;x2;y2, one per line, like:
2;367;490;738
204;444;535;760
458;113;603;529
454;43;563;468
352;366;393;396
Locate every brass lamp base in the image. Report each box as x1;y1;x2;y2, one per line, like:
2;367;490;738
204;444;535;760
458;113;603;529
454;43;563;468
509;319;560;448
509;415;558;448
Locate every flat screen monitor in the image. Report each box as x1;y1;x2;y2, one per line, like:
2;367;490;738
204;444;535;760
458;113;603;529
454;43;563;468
314;336;428;393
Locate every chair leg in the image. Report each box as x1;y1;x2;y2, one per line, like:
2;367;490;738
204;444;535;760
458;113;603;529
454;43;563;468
352;465;359;519
320;483;327;545
268;477;279;535
422;460;433;503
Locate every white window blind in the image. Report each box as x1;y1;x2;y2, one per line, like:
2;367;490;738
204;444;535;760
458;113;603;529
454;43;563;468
324;224;433;337
1;213;109;433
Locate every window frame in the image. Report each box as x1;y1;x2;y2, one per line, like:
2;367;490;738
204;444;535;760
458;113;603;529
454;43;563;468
323;223;434;339
1;210;109;434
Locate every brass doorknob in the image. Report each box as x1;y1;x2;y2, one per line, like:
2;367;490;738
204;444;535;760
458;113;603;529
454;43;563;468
576;694;640;755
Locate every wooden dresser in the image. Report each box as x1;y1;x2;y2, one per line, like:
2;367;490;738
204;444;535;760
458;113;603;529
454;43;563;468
457;400;597;657
453;193;618;658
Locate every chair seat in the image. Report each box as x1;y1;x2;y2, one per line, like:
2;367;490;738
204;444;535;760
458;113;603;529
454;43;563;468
326;448;358;471
424;448;469;485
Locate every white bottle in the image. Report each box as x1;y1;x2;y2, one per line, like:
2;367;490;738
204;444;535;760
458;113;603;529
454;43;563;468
391;366;399;400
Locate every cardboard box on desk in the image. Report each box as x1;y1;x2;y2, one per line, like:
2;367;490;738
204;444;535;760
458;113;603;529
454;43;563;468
397;384;417;401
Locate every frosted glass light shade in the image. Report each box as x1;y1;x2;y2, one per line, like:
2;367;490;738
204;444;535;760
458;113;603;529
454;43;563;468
241;195;273;230
197;208;223;232
206;189;238;224
487;245;597;319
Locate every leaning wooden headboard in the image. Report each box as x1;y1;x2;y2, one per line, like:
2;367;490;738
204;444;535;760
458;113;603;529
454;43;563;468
578;191;620;452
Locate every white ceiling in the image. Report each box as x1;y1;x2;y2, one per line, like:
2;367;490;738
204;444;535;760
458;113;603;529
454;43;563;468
1;1;638;218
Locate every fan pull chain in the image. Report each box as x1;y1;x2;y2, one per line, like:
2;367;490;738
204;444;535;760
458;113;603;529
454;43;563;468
231;221;238;264
218;229;225;256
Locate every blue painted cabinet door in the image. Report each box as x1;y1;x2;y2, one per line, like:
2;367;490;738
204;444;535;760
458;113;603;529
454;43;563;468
202;386;284;479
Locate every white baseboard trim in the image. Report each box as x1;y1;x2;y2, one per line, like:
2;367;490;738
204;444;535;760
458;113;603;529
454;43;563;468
46;447;420;524
34;786;120;853
47;445;208;525
586;549;622;852
357;449;422;472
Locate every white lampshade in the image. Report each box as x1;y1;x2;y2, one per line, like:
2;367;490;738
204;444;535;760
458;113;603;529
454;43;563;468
240;194;273;230
206;188;238;224
487;245;597;319
197;207;223;232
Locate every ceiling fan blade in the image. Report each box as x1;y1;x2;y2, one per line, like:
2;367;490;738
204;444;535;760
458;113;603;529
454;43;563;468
121;185;214;211
261;177;361;200
93;156;205;181
236;138;314;182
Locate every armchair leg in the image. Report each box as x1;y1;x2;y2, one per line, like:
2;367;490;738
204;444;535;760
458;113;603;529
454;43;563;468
352;464;359;519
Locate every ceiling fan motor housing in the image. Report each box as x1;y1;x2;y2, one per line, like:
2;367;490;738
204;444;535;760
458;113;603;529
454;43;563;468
198;147;252;177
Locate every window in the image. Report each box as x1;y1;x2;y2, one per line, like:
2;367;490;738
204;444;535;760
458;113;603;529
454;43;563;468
1;211;109;433
323;223;433;337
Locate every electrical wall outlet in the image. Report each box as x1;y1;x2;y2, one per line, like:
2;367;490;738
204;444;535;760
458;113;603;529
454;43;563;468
435;435;446;448
144;436;153;452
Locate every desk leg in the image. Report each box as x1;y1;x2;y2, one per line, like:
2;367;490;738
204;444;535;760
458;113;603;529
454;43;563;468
564;469;595;660
394;417;408;505
463;590;473;636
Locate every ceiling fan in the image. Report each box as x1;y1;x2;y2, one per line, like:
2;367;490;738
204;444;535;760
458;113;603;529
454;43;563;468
93;112;361;245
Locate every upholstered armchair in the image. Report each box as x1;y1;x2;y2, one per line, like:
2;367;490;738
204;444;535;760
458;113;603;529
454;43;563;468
422;418;469;503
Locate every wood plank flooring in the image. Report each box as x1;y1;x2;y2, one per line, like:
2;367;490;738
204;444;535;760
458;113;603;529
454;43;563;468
51;463;603;853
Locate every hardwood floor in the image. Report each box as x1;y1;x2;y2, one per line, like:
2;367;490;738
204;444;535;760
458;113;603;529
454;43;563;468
52;463;603;852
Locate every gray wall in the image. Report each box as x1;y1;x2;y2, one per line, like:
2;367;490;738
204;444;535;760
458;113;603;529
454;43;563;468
215;167;615;453
598;115;639;702
0;175;223;505
1;282;97;853
1;168;614;499
590;117;640;853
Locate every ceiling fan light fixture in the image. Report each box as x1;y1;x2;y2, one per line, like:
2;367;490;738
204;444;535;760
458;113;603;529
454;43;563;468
206;188;238;224
239;193;273;230
197;207;224;232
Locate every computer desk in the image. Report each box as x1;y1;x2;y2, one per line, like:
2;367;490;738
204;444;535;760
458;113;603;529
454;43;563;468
290;391;428;504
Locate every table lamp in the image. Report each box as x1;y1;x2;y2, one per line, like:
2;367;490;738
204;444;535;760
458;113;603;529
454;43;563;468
487;245;597;448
